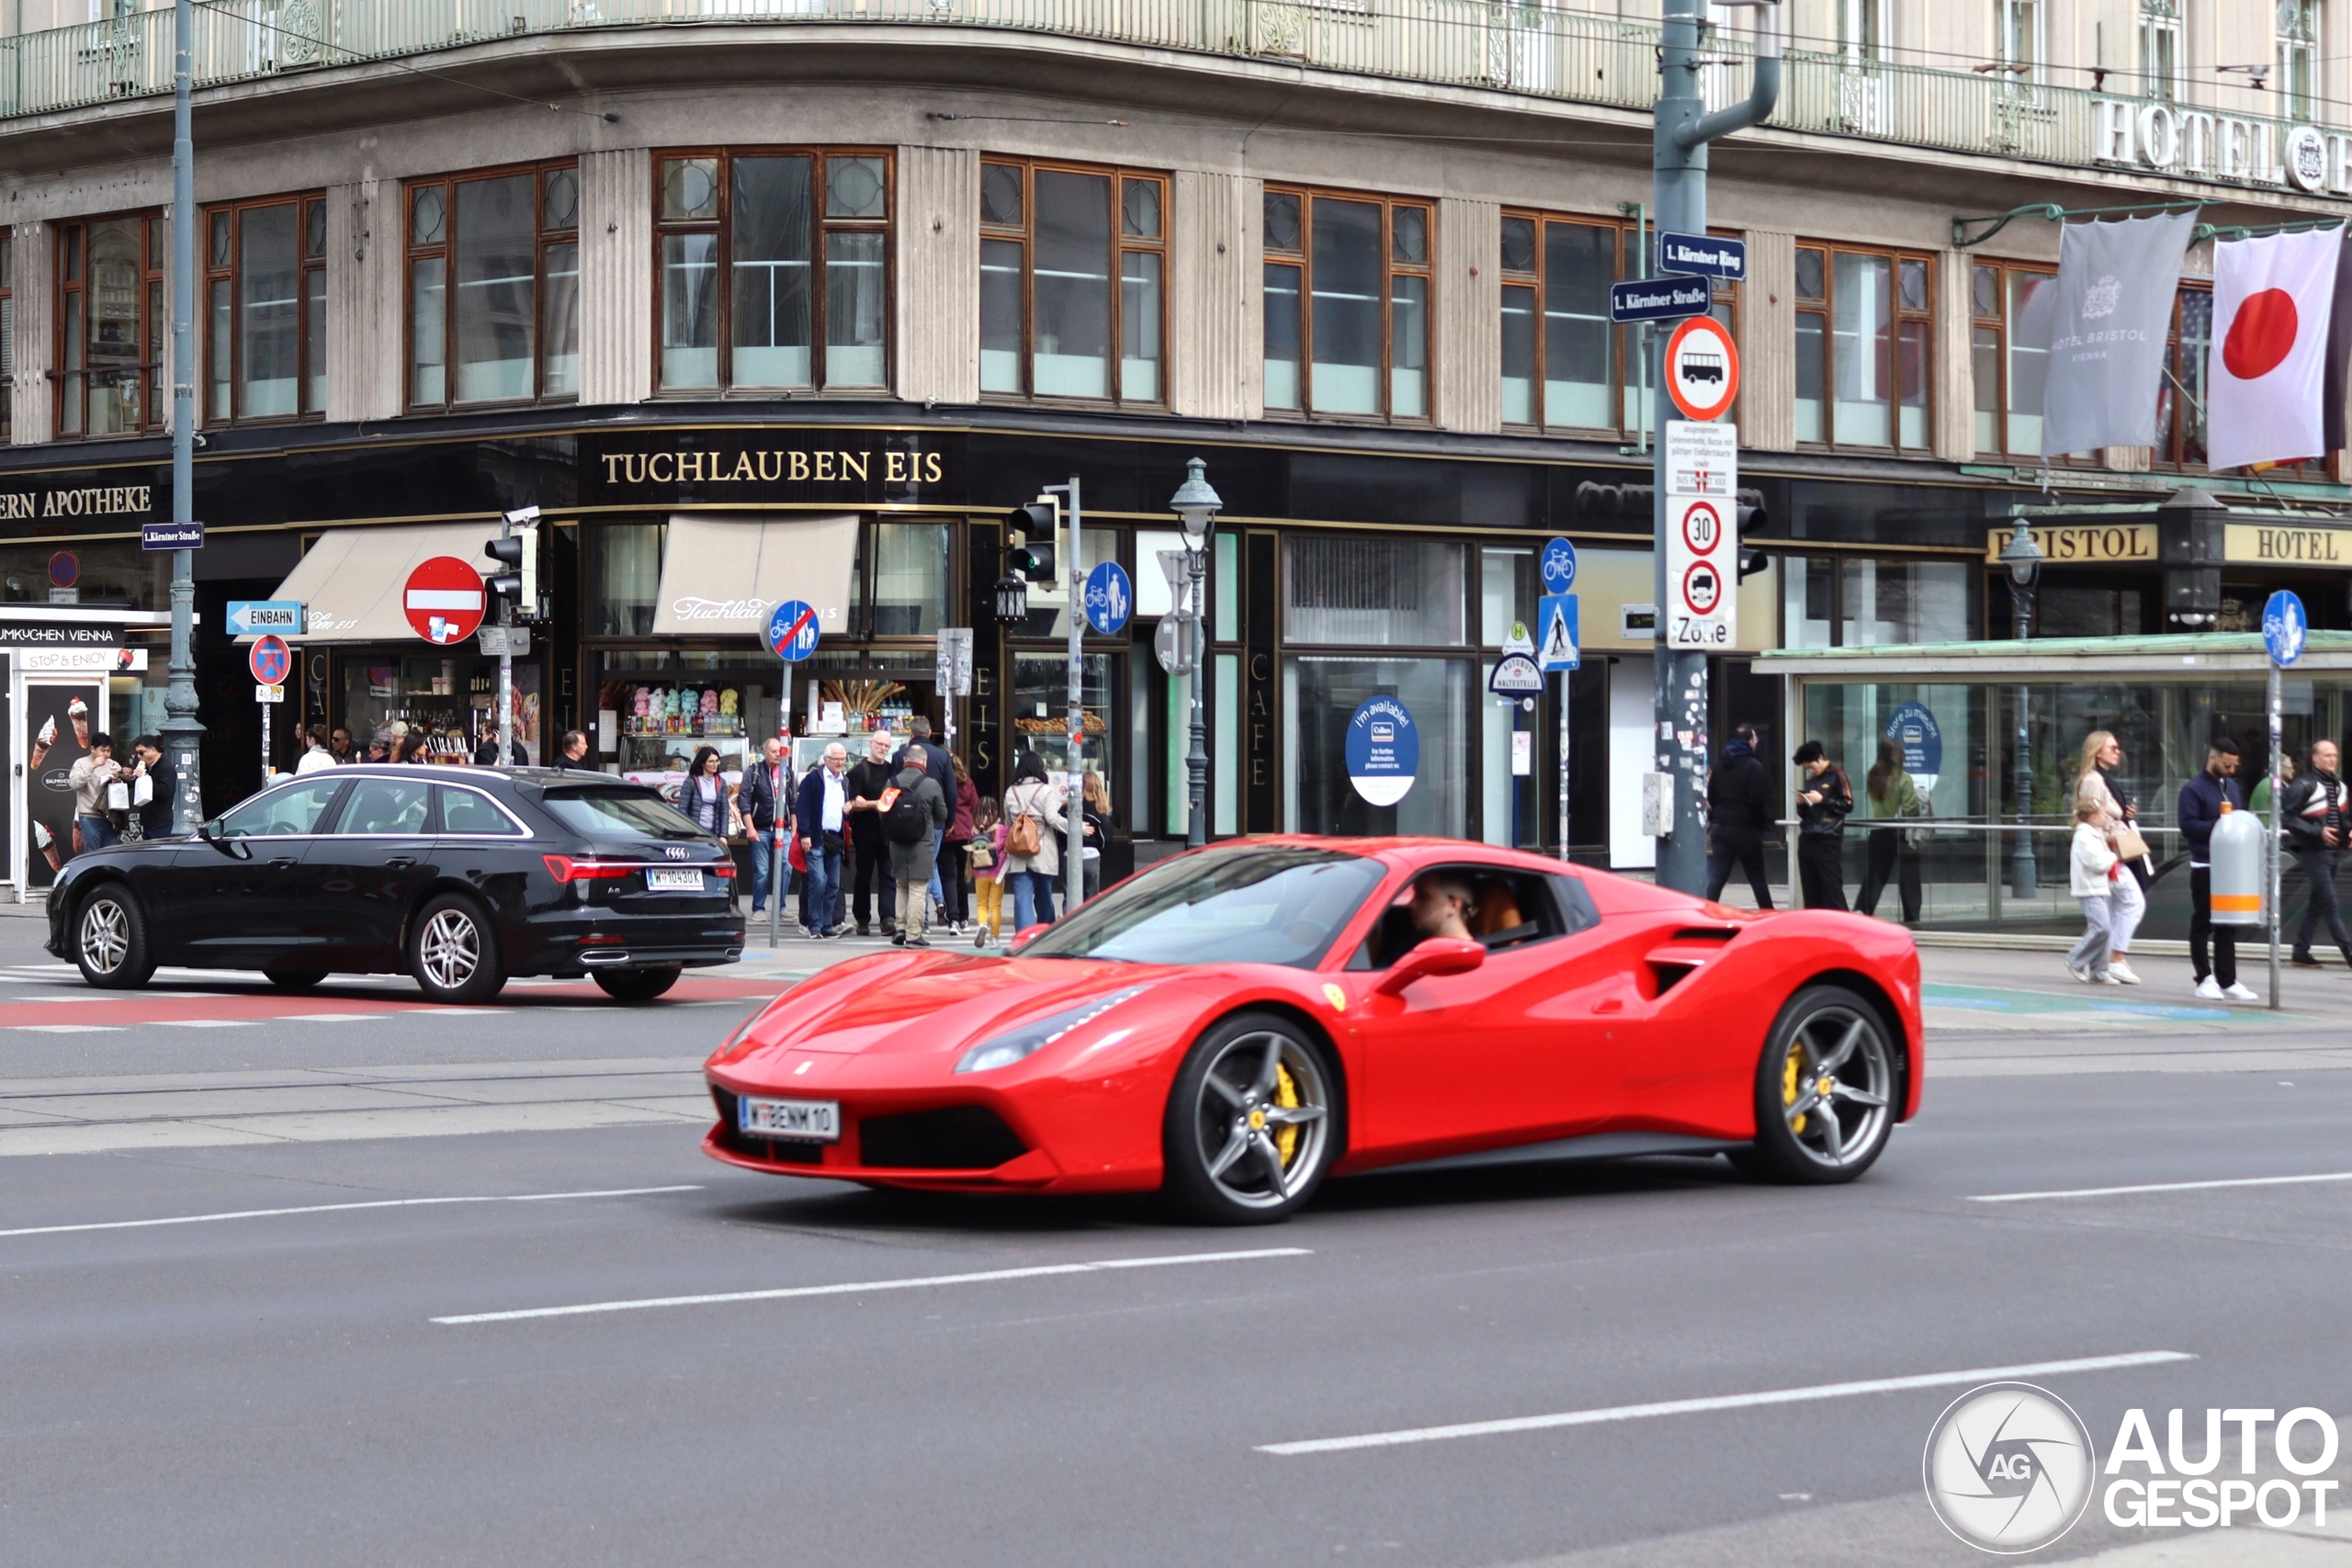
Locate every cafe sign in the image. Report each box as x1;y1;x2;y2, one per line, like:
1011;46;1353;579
1982;523;2158;566
2223;522;2352;567
582;429;956;506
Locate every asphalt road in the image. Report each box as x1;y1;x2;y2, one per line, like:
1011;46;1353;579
5;914;2352;1568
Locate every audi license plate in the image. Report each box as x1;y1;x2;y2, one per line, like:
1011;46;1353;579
646;868;705;891
737;1096;840;1141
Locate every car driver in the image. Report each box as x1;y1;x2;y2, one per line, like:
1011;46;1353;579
1408;873;1477;944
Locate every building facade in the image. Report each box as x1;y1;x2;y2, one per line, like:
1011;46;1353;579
2;0;2351;893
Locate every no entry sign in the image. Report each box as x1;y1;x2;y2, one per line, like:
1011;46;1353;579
404;557;487;645
248;634;292;686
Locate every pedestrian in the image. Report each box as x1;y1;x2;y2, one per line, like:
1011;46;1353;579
471;732;527;766
69;732;123;853
1855;737;1922;924
794;742;851;937
941;751;979;933
366;738;390;762
843;730;899;936
548;728;594;771
884;741;949;947
129;736;175;839
2066;797;2121;985
2251;751;2296;816
892;717;955;922
1791;739;1851;911
330;727;356;764
1000;750;1069;931
2074;730;2146;985
1080;770;1115;901
296;725;337;775
2179;738;2256;1001
739;736;792;921
1705;723;1775;909
968;797;1006;948
2283;738;2351;969
676;746;735;839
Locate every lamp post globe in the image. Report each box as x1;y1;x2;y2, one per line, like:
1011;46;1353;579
1168;457;1222;850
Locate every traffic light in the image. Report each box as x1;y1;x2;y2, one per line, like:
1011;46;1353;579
1735;490;1770;581
1004;498;1058;585
485;506;539;615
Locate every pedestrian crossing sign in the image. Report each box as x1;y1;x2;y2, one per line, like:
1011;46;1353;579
1538;593;1579;671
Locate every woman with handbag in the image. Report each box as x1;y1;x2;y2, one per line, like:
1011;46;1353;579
999;751;1069;932
2075;729;2147;986
1855;738;1923;924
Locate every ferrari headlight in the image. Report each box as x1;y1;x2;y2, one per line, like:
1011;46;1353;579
955;987;1151;1075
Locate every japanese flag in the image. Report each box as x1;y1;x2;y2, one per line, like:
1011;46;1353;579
2208;230;2341;471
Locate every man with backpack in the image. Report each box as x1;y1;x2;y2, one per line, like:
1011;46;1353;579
883;745;949;947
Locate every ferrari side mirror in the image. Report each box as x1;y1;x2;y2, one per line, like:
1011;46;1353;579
1374;937;1487;997
1006;923;1049;953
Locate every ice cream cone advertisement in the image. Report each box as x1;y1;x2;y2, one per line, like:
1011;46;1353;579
24;684;97;889
67;697;88;747
32;820;58;873
28;716;54;771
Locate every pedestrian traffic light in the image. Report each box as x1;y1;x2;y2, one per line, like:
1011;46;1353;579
1004;498;1058;585
1736;490;1770;581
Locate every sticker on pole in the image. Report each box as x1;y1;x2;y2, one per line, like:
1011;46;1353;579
766;600;820;661
1083;561;1134;637
2263;590;2307;667
1345;695;1419;807
403;557;487;645
248;634;292;687
1664;314;1739;422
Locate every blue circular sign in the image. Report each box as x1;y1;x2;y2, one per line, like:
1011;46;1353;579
765;600;820;661
1883;702;1942;778
1541;536;1577;593
1083;561;1134;637
2264;590;2307;668
1344;695;1419;807
249;634;292;687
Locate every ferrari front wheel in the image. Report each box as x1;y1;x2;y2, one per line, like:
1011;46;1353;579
1162;1012;1339;1224
1741;984;1896;1185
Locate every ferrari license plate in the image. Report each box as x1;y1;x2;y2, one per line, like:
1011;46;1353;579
738;1096;840;1141
646;868;705;892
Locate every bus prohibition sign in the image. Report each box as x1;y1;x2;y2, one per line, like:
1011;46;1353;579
1665;314;1738;422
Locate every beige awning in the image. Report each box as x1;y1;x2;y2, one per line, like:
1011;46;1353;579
649;513;859;638
266;522;504;643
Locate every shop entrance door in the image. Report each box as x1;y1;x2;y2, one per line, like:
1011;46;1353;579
17;675;105;895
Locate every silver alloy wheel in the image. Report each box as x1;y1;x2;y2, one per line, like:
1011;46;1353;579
79;897;128;976
1192;1029;1331;1212
417;907;481;991
1778;1002;1894;1171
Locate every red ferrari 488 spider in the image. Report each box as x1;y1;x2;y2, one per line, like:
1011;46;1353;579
704;838;1923;1223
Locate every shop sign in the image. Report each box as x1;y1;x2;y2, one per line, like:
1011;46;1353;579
0;482;156;522
1980;524;2158;565
2222;522;2352;567
2095;100;2351;195
0;621;119;647
582;430;956;504
1345;695;1418;807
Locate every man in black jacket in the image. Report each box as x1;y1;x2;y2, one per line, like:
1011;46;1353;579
843;730;898;936
2284;738;2351;968
738;736;793;920
1792;739;1852;911
129;736;175;839
1706;724;1775;908
2179;739;2248;998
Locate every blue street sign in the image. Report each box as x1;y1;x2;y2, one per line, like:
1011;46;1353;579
765;599;821;661
1609;275;1711;324
1657;231;1747;281
2264;590;2307;667
141;520;202;551
1540;536;1577;593
1537;593;1580;672
1083;560;1134;637
248;634;293;687
227;599;304;637
1344;695;1419;807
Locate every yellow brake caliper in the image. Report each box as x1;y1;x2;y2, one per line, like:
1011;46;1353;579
1272;1063;1302;1166
1783;1049;1806;1136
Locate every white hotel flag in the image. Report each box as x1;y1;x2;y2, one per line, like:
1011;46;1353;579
2208;230;2341;472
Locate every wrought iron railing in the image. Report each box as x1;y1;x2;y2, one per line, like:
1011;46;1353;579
0;0;2335;199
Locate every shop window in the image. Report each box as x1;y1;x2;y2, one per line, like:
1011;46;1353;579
2154;284;2215;471
979;160;1166;405
1794;243;1932;451
1283;536;1464;647
1283;656;1471;837
1262;186;1431;421
1969;259;2054;458
54;213;164;438
589;522;665;637
870;521;949;637
406;163;579;411
1013;526;1120;640
656;150;889;394
203;194;328;424
1012;651;1115;782
599;650;781;779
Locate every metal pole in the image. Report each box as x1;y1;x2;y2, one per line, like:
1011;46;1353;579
2010;581;2037;900
1650;0;1777;896
496;603;514;769
164;0;203;830
1063;475;1084;915
2268;660;2283;1009
769;671;790;950
1187;544;1208;850
1556;669;1570;862
259;691;269;783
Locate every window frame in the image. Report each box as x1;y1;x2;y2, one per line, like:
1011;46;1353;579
1997;0;2044;84
2279;0;2321;122
2141;0;2184;102
2153;280;2215;472
201;192;329;427
1260;184;1435;424
1793;240;1936;454
978;157;1169;409
1968;256;2057;461
403;160;581;413
650;147;893;396
52;210;164;441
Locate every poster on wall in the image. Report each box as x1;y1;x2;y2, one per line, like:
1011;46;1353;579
24;682;100;891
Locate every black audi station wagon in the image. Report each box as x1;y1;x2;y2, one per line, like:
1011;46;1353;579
46;766;746;1003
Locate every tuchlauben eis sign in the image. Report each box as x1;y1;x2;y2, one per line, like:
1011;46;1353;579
582;430;958;507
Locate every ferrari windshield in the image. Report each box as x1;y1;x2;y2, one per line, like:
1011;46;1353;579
1019;847;1385;967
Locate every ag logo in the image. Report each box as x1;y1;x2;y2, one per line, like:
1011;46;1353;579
1923;1382;2096;1554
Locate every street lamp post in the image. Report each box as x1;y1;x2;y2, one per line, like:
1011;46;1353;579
1169;458;1221;851
164;0;204;829
1999;520;2046;900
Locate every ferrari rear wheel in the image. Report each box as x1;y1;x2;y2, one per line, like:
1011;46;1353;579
1740;985;1896;1185
1162;1012;1339;1224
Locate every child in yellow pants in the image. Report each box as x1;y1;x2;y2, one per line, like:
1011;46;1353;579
969;799;1007;948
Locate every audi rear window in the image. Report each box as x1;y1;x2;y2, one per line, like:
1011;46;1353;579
542;788;705;840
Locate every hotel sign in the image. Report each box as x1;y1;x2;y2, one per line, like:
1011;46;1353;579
2096;100;2350;194
582;430;957;506
2223;523;2352;567
1983;523;2158;566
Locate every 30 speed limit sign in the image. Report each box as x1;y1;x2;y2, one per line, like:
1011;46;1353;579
1664;421;1737;649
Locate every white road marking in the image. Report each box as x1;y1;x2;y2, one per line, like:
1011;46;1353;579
7;1024;122;1033
277;1013;386;1023
1970;1170;2352;1202
153;1019;257;1029
434;1247;1315;1325
1255;1350;2197;1456
0;1185;705;1240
